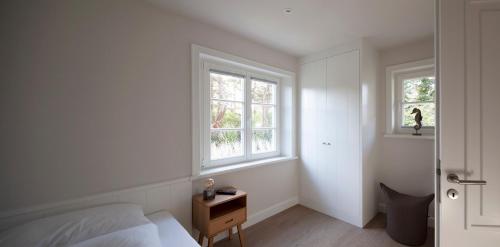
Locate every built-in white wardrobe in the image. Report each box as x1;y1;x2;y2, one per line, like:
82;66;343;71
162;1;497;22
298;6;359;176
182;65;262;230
299;40;379;227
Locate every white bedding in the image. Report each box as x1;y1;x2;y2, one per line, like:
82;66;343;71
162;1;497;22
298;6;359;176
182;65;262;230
0;204;157;247
70;223;162;247
146;211;200;247
0;204;198;247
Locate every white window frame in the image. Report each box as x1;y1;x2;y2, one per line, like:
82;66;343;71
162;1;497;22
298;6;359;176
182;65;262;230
247;74;280;160
386;58;435;136
395;69;435;134
191;44;296;177
203;61;281;168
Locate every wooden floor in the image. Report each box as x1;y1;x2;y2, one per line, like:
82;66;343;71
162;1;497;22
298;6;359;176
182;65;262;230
216;205;434;247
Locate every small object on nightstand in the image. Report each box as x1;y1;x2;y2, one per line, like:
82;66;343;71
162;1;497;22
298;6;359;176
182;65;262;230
193;190;247;247
203;178;216;200
216;186;237;195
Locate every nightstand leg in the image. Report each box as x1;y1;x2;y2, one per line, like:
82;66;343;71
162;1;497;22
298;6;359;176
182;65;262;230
237;224;245;247
208;237;214;247
198;233;203;245
228;227;233;240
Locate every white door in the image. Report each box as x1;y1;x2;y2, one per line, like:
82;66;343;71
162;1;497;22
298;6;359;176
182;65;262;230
300;59;327;212
325;51;361;225
439;0;500;246
300;51;361;227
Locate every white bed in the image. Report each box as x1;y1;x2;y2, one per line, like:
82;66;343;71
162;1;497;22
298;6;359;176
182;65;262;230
147;210;200;247
0;204;199;247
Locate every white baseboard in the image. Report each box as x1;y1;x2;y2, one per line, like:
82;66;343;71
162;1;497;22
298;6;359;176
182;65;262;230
244;196;299;228
378;203;435;228
194;196;299;246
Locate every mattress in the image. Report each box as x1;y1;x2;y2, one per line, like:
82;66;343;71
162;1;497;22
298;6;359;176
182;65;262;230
146;211;200;247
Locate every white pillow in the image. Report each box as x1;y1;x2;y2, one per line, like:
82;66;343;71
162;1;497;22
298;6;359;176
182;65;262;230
0;204;152;247
69;223;162;247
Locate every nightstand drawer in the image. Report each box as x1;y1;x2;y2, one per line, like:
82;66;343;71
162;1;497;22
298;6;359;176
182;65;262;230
208;208;246;235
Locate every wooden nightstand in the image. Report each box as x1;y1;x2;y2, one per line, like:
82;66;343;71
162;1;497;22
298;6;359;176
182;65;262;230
192;190;247;247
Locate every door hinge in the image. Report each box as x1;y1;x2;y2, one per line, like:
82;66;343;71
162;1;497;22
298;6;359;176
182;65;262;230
436;159;441;176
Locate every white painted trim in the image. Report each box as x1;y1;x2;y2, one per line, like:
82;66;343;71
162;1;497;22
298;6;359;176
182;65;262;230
191;44;296;177
300;39;362;64
0;177;193;232
194;196;299;246
385;58;435;135
192;44;295;78
244;196;299;227
191;156;298;181
394;69;436;134
383;134;435;140
0;177;189;218
433;0;440;245
192;45;203;177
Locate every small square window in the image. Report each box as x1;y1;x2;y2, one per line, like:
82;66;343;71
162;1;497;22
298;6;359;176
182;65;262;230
385;59;435;136
401;76;436;128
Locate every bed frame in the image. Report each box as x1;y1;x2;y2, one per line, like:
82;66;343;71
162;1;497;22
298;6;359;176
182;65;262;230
0;177;192;232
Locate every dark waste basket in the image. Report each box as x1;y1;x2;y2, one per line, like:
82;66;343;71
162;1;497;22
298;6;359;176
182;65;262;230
380;183;434;246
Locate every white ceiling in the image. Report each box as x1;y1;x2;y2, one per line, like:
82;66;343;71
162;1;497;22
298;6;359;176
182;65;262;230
149;0;434;56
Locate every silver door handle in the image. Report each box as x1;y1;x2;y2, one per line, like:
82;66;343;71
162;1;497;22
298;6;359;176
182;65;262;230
447;174;486;185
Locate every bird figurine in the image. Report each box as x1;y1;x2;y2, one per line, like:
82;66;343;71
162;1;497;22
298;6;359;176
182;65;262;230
411;108;423;136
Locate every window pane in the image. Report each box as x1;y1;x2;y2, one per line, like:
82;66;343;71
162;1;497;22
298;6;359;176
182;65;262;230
403;77;436;103
252;129;276;154
251;79;276;104
211;101;243;128
210;72;244;101
402;103;435;127
252;105;275;128
211;130;243;160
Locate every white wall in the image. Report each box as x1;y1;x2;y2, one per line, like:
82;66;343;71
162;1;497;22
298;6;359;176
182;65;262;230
377;37;435;212
361;42;380;225
0;0;299;212
192;161;299;219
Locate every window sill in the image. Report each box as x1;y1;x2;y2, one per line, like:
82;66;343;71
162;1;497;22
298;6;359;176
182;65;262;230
191;156;298;181
384;134;435;140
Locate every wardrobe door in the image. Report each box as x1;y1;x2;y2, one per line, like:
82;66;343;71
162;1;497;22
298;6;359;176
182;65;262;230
325;50;361;225
299;59;327;211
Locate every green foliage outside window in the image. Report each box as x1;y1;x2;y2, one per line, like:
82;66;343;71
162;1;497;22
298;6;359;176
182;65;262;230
209;72;277;159
402;77;436;127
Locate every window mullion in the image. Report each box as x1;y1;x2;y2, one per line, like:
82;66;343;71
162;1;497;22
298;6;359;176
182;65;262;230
402;101;435;104
203;64;211;168
245;75;252;160
211;98;245;104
